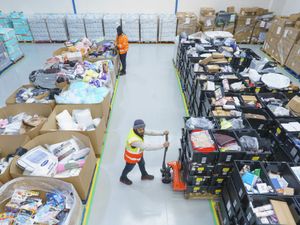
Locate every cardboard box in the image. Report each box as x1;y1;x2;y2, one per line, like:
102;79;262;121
176;12;198;35
263;40;272;55
227;6;235;13
236;15;256;27
295;21;300;29
287;96;300;115
5;84;56;109
269;17;295;38
40;103;107;156
0;135;30;184
199;16;216;29
240;7;260;16
271;37;294;65
9;131;97;200
0;104;52;139
270;200;296;225
286;44;300;74
289;13;300;22
282;27;300;43
200;8;215;17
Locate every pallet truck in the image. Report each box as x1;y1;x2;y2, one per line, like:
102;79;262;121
161;134;186;191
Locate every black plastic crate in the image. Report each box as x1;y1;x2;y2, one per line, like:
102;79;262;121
235;130;272;161
208;185;223;195
232;161;276;202
215;116;252;130
225;178;243;214
262;162;300;196
185;129;219;164
213;163;233;176
222;186;236;220
211;175;228;187
283;134;300;163
186;185;208;194
183;161;215;176
274;117;300;143
185;174;211;186
245;195;300;225
242;108;273;130
211;130;245;163
219;198;234;225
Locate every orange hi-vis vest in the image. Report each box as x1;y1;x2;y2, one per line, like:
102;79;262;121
124;129;144;164
116;34;128;55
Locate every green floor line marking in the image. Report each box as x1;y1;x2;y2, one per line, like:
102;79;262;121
173;65;190;117
82;78;120;225
173;63;220;225
209;201;220;225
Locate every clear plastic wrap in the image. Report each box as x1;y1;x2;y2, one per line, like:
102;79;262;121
186;117;214;129
0;177;83;225
240;136;259;152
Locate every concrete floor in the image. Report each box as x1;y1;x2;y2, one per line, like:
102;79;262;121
0;43;298;225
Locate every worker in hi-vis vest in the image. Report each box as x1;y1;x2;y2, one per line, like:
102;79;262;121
120;119;170;185
116;25;128;76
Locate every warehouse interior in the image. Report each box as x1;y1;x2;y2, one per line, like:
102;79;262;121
1;1;300;225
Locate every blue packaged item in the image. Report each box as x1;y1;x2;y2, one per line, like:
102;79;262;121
242;172;258;187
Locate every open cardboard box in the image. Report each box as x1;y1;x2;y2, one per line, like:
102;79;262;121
40;103;107;156
9;131;97;200
0;135;30;184
0;104;52;139
5;84;56;109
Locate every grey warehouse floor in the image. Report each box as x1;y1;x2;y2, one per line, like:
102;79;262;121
0;43;298;225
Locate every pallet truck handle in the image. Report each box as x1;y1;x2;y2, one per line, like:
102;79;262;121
162;134;168;169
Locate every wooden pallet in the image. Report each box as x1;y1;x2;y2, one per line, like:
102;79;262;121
284;66;300;81
260;48;284;66
18;40;34;43
0;62;13;75
184;192;220;200
214;202;224;225
158;41;175;44
33;40;52;44
12;55;24;64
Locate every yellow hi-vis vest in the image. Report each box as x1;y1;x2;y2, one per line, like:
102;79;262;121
124;129;144;164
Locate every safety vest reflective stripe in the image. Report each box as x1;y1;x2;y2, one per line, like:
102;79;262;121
124;129;144;163
124;154;140;164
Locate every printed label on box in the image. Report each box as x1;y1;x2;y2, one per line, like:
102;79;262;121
217;178;224;183
277;27;282;35
215;189;221;194
223;168;230;173
266;22;272;29
193;187;200;192
246;18;251;25
276;127;281;135
230;15;236;22
252;156;260;161
196;178;203;184
284;30;289;38
291;147;297;157
260;21;266;28
226;155;232;162
197;167;204;172
185;18;191;24
206;20;212;27
201;157;207;164
255;87;261;93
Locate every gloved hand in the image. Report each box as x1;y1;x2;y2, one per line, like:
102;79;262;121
163;141;170;148
163;130;169;135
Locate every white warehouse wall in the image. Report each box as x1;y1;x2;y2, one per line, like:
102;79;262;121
1;0;274;15
0;0;73;14
280;0;300;15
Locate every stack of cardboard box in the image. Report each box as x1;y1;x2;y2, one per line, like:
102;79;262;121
251;11;274;44
263;14;300;66
176;12;198;35
199;8;216;32
234;8;258;43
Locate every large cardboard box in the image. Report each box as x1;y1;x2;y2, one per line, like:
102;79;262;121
236;15;256;27
282;27;300;43
269;17;295;38
0;135;30;184
200;8;215;17
272;38;294;65
286;43;300;74
234;30;253;43
227;6;235;13
199;16;216;30
6;84;56;109
176;12;198;35
234;16;256;43
40;103;107;156
240;7;258;16
9;131;97;200
262;40;272;55
0;104;52;139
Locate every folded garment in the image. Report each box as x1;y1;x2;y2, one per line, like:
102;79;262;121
190;130;216;153
214;133;235;146
244;113;266;120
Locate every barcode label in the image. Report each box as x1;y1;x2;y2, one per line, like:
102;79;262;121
226;155;232;162
201;157;207;164
277;27;282;35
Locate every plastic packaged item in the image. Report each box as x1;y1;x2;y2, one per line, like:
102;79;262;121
239;136;259;152
56;160;85;173
185;117;214;129
0;177;83;225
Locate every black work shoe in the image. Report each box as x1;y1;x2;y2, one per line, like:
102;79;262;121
120;177;132;185
119;71;126;76
141;174;154;180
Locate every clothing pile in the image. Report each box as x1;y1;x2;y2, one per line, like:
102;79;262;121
280;121;300;132
211;96;240;109
190;130;216;153
267;171;293;195
0;189;70;224
214;133;241;152
250;201;279;224
0;156;13;175
64;38;93;56
17;138;91;178
55;81;109;104
0;113;46;135
212;107;242;117
15;87;56;104
185;117;215;130
56;109;100;131
240;165;274;194
219;118;245;129
260;96;290;117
